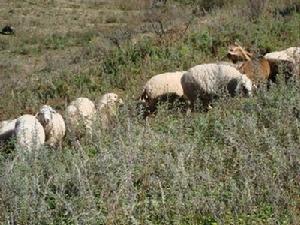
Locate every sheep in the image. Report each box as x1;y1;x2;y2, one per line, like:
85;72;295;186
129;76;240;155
140;71;187;116
65;97;96;138
181;63;252;111
265;47;300;63
227;43;271;85
265;47;300;81
36;105;66;149
14;114;45;152
96;93;123;129
238;58;271;85
0;119;17;142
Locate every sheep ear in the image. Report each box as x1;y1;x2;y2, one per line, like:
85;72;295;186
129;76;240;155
228;51;238;56
247;52;253;58
234;42;241;48
50;108;56;113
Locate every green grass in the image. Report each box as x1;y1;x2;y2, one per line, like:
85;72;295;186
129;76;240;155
0;0;300;224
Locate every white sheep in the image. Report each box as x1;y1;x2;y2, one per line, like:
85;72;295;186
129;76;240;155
265;47;300;63
140;71;187;115
181;63;252;111
65;97;96;137
96;93;123;129
36;105;66;149
14;114;45;152
0;119;17;141
265;47;300;79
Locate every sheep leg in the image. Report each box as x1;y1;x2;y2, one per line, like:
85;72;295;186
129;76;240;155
186;99;195;114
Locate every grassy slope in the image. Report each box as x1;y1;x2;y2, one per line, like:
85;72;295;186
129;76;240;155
0;0;300;224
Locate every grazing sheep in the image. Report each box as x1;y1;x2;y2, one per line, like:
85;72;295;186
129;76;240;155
140;71;187;115
181;64;252;111
265;47;300;63
227;43;271;85
237;58;271;84
65;97;96;137
14;115;45;152
265;47;300;81
36;105;66;149
96;93;123;129
0;119;17;142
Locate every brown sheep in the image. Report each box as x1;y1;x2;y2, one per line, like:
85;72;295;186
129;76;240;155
227;43;271;85
238;58;271;85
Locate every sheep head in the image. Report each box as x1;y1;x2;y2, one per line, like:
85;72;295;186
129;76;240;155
97;93;123;110
36;105;56;126
236;75;253;97
227;43;253;63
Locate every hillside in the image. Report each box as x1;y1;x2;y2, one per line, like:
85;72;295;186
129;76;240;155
0;0;300;224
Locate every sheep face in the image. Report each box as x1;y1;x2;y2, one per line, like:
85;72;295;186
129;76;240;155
106;93;123;104
98;93;123;109
227;44;253;63
36;105;56;126
236;75;252;97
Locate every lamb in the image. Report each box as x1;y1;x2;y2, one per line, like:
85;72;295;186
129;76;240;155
36;105;66;149
14;114;45;152
227;43;271;85
0;119;17;142
181;63;252;111
96;93;123;129
140;71;187;115
65;97;96;137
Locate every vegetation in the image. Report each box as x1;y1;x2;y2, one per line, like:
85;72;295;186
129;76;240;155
0;0;299;224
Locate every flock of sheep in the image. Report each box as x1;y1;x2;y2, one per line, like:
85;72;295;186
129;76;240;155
0;44;299;152
141;44;299;115
0;93;123;151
